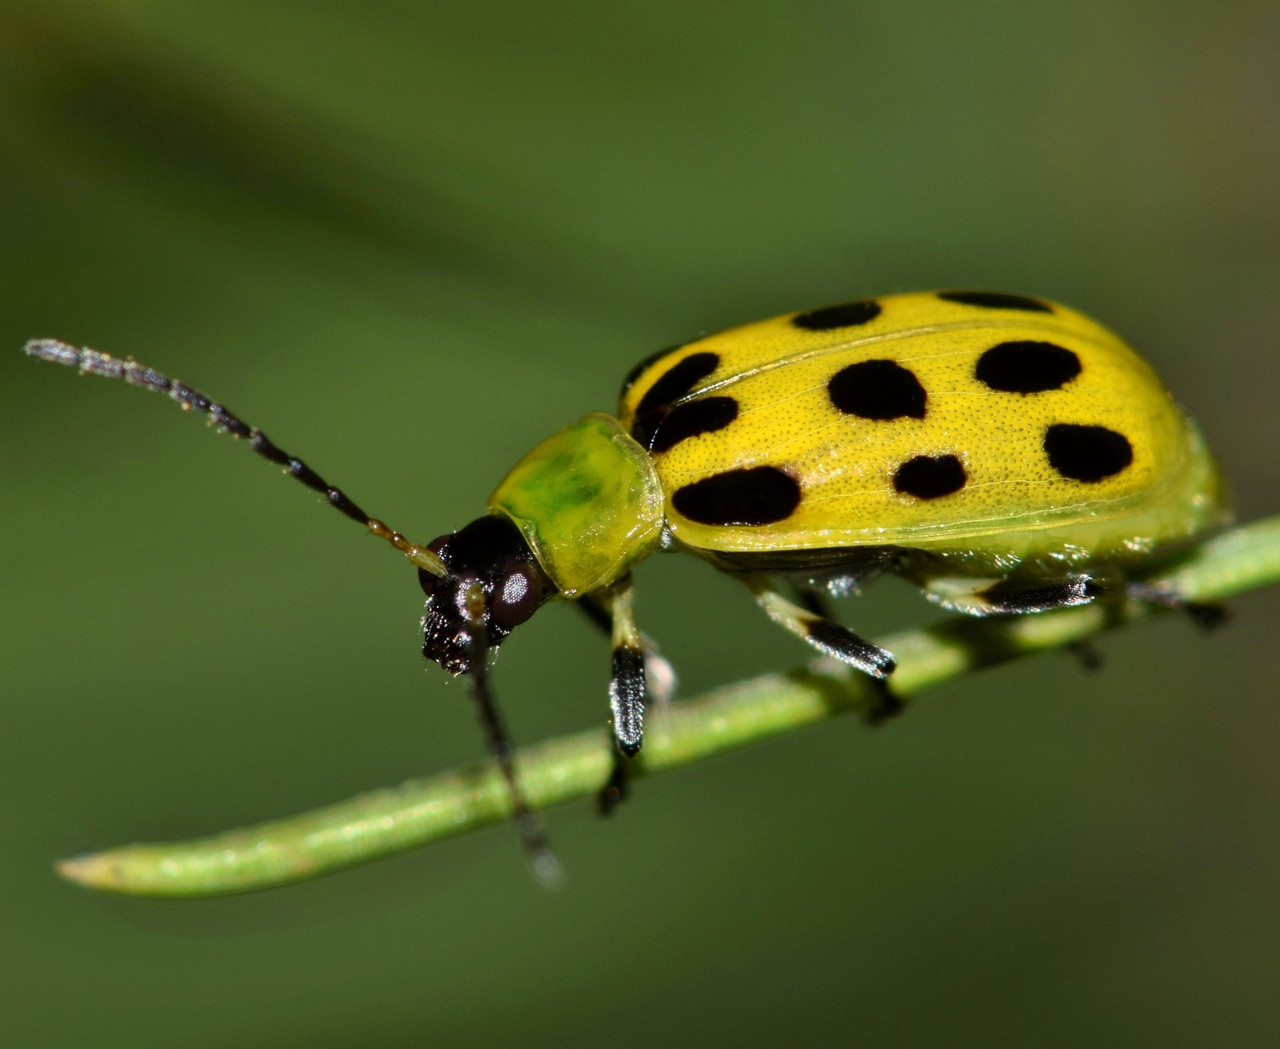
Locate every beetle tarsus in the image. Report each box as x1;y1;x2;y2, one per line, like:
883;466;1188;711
596;751;631;816
1126;580;1228;631
864;677;906;724
1067;639;1106;671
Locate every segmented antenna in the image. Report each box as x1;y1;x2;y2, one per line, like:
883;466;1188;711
23;338;446;577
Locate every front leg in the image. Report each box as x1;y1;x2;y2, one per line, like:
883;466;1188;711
584;577;647;814
578;592;675;709
604;578;646;757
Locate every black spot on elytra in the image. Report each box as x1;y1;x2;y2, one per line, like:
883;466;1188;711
630;352;727;450
793;299;882;331
937;290;1053;313
975;340;1081;394
892;455;967;499
828;359;927;420
1043;424;1133;482
672;466;801;526
641;397;739;453
634;352;719;417
619;344;682;400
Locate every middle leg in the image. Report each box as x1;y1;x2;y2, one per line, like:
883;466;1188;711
746;576;902;720
747;575;896;679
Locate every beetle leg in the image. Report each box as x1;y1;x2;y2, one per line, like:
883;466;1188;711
640;638;676;710
932;572;1226;631
1125;580;1228;630
576;592;612;634
976;575;1102;614
748;578;901;721
748;577;896;678
579;592;675;708
1067;639;1106;671
590;576;648;814
792;583;836;621
919;573;1102;615
792;583;904;714
606;577;646;756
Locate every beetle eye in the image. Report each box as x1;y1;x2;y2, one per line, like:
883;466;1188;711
491;566;541;629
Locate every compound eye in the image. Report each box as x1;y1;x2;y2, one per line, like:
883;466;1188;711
491;565;542;630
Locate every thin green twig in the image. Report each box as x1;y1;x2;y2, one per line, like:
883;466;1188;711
58;515;1280;897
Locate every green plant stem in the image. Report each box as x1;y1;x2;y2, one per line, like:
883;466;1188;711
58;516;1280;897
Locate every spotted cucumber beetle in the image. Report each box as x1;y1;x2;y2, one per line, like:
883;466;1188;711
25;289;1229;877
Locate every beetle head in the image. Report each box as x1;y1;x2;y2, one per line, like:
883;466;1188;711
418;514;555;675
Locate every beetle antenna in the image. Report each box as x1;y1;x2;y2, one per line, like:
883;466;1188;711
23;339;446;577
462;582;562;887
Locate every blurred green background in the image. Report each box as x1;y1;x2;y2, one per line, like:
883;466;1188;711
3;1;1279;1045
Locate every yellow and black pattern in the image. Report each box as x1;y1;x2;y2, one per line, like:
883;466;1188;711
618;290;1216;556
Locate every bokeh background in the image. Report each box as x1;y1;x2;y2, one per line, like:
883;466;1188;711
3;2;1279;1045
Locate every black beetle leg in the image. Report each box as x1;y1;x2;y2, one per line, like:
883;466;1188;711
746;576;901;721
1125;580;1229;631
586;577;647;815
748;576;896;679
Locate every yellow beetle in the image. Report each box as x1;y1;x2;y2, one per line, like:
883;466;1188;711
25;289;1229;874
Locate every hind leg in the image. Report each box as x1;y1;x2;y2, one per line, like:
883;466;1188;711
1124;580;1228;630
975;573;1225;629
921;573;1103;616
920;572;1108;671
922;570;1224;673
